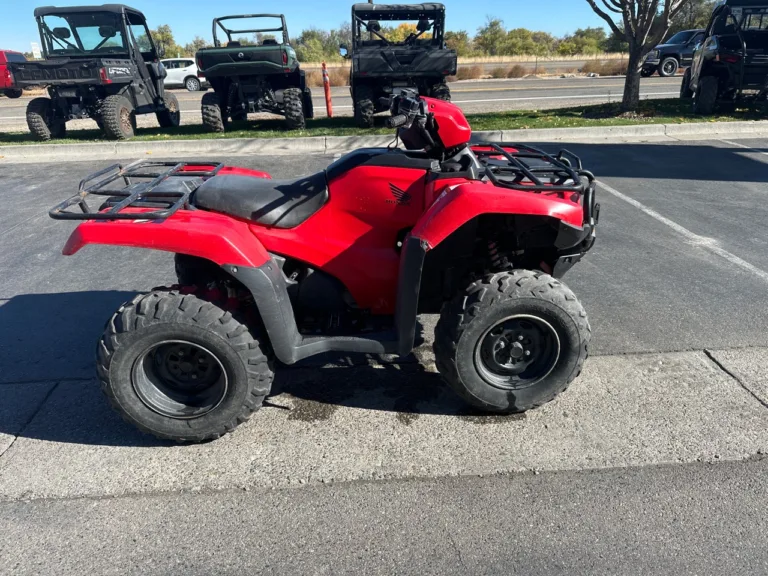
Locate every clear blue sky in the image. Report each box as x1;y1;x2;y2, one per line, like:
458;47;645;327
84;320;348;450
1;0;607;53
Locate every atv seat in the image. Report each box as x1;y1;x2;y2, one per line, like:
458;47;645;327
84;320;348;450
193;172;329;228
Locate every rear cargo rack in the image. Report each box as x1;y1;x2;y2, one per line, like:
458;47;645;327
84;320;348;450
49;160;224;221
472;143;595;194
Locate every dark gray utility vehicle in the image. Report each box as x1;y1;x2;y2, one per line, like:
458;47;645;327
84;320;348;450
683;0;768;114
8;4;180;141
342;3;457;128
195;14;313;131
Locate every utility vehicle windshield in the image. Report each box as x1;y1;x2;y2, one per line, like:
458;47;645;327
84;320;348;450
39;12;128;56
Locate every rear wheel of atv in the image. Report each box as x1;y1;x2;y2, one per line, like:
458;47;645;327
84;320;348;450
434;270;590;414
303;87;315;120
693;75;718;115
101;94;136;140
26;97;66;141
680;68;694;99
4;88;23;99
97;289;275;443
156;92;181;128
430;82;451;101
353;85;375;129
202;91;227;132
284;87;306;130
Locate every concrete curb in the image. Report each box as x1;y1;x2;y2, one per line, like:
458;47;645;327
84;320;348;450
2;120;767;161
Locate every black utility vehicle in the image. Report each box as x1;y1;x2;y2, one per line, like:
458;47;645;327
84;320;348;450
342;3;457;128
642;29;705;77
8;4;179;141
683;0;768;114
195;15;312;131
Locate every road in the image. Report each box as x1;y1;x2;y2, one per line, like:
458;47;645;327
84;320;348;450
0;76;682;133
1;134;768;573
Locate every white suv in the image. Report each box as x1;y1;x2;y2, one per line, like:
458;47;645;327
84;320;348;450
160;58;207;92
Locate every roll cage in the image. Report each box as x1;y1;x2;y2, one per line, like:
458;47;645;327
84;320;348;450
351;3;446;48
211;14;290;48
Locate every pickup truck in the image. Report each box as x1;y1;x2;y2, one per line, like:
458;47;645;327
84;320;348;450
0;50;26;98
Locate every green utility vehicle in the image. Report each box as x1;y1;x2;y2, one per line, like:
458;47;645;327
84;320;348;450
195;14;313;131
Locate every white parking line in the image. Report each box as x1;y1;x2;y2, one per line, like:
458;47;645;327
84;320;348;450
597;180;768;284
720;139;768;158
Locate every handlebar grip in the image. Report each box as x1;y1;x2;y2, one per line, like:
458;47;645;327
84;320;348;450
386;114;409;129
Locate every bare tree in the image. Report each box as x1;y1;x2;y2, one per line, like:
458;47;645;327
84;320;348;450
585;0;691;111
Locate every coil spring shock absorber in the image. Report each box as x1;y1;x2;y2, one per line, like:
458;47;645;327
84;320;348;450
488;240;504;270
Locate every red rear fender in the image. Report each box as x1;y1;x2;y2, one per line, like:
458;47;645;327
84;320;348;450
412;181;585;249
63;209;270;267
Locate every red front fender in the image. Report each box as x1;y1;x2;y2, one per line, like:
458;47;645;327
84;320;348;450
411;181;585;249
63;209;270;267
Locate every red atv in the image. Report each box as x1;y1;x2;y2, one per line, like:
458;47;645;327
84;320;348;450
51;91;599;442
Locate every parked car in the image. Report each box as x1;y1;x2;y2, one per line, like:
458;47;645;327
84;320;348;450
8;5;180;140
0;50;26;98
161;58;207;91
642;29;705;77
684;0;768;114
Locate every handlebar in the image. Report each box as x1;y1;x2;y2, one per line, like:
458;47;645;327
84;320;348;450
386;114;409;129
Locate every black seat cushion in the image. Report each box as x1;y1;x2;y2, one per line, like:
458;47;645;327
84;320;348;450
193;171;329;228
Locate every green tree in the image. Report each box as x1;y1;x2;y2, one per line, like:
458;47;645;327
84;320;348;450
150;24;183;57
444;30;474;56
475;18;507;55
183;35;209;56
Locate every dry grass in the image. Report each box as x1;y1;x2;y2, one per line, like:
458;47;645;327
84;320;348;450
582;60;628;76
507;64;531;79
456;64;484;80
490;66;509;79
305;70;323;87
328;67;350;86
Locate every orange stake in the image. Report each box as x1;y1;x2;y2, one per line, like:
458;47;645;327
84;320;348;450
322;62;334;118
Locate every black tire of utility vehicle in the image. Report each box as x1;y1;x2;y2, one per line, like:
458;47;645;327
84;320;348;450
185;76;202;92
303;87;315;120
156;92;181;128
4;88;23;99
430;82;451;101
433;270;591;414
693;75;718;115
284;88;306;129
354;85;375;129
658;57;679;77
680;68;694;99
26;97;66;141
97;289;275;442
101;95;136;140
202;91;227;132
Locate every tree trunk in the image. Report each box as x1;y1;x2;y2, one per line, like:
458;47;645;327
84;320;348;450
621;49;643;112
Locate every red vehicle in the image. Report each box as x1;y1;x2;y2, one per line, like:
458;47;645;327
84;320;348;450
50;91;599;442
0;50;26;98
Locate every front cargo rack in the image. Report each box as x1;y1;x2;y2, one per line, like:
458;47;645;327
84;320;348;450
471;143;595;194
49;159;224;221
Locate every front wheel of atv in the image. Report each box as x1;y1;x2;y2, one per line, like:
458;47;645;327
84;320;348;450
201;91;227;132
434;270;591;414
26;98;66;141
284;87;306;130
353;85;375;129
156;92;181;128
430;82;451;101
101;95;136;140
693;75;718;115
97;289;275;443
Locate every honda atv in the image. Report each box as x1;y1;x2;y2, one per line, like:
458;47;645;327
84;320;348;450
50;90;599;443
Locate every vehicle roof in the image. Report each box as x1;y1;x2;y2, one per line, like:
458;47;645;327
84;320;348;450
34;4;143;18
352;3;445;17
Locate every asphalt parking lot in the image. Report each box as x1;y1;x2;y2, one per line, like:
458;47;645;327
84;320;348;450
1;135;768;573
0;75;682;132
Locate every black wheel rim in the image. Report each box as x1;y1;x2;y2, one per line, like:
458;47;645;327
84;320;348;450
663;60;677;75
132;340;228;419
474;315;561;390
